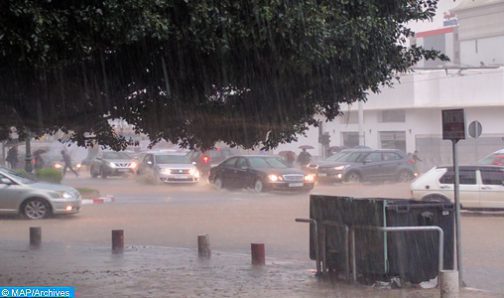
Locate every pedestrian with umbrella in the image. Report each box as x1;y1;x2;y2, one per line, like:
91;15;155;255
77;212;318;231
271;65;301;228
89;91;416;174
297;145;313;167
33;149;46;170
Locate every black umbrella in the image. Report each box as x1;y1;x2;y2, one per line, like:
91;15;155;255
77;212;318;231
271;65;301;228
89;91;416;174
298;145;315;150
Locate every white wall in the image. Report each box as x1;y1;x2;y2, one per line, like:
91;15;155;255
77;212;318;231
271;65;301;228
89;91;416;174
460;36;504;66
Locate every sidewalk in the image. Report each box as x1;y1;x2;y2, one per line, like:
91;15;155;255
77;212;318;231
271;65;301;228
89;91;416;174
0;241;500;298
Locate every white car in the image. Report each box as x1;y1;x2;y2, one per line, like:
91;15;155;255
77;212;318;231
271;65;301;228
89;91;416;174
411;165;504;210
137;151;200;184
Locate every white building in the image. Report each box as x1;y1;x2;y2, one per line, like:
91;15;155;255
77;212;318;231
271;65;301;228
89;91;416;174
276;0;504;171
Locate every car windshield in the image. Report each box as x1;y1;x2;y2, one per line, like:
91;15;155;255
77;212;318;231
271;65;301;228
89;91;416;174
103;152;131;160
155;155;191;164
1;168;35;184
479;154;504;165
248;157;289;169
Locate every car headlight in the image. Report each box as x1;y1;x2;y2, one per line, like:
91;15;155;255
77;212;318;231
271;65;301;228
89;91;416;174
189;168;200;178
61;192;73;199
268;174;279;182
304;174;316;182
53;163;63;169
334;165;348;170
76;163;82;169
52;191;73;199
108;162;117;168
129;161;137;169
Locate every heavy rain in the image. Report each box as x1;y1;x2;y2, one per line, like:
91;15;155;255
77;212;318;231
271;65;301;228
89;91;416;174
1;1;504;297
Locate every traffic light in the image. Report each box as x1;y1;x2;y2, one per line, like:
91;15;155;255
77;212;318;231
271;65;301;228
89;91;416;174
319;132;331;146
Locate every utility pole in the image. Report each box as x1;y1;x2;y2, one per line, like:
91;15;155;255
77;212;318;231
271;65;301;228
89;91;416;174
358;100;365;146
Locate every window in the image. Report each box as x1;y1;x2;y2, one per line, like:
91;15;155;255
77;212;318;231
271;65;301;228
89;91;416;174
155;155;191;164
383;152;401;161
342;132;359;148
236;158;248;169
480;169;504;186
379;131;406;152
439;169;476;185
364;152;382;162
103;152;131;159
379;110;405;123
339;112;358;124
222;157;237;167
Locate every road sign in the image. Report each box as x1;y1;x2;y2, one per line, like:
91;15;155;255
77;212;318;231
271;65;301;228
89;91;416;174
468;121;482;139
442;109;466;140
442;109;465;286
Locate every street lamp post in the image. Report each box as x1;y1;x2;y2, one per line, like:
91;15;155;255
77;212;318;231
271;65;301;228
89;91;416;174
25;130;32;173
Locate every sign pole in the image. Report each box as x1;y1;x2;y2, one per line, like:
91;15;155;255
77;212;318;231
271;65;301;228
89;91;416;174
442;108;466;288
452;139;463;284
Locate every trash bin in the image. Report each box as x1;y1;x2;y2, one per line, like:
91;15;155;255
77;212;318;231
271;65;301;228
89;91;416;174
386;199;454;283
309;195;454;283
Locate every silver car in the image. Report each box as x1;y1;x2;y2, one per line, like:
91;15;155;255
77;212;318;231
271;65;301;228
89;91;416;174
138;152;200;184
0;167;81;219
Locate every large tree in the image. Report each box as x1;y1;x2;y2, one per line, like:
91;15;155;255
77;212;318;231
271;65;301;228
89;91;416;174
0;0;445;149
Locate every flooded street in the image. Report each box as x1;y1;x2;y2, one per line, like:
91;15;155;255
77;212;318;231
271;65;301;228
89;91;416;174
1;175;504;296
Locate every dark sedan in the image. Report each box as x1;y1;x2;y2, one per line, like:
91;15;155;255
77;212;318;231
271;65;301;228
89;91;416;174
209;155;315;192
307;149;416;183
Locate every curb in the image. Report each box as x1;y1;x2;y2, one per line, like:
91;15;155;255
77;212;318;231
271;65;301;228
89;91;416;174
81;195;115;205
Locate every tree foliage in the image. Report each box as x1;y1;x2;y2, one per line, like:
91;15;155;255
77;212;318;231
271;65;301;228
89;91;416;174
0;0;445;150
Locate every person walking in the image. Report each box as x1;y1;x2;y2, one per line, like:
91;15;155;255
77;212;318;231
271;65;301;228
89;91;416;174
6;146;18;169
33;151;45;170
412;150;422;173
61;150;78;177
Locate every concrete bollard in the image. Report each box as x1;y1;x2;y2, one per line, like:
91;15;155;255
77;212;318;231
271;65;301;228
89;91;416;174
440;270;459;298
112;230;124;253
198;235;211;258
29;227;41;249
251;243;265;266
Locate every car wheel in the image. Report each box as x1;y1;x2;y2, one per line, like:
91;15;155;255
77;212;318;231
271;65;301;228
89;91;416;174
253;179;264;193
213;177;224;190
100;167;108;179
345;172;361;183
398;170;413;182
22;198;50;220
422;195;450;203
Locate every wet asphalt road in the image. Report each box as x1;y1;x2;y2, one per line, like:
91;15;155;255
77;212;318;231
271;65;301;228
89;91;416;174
1;174;504;294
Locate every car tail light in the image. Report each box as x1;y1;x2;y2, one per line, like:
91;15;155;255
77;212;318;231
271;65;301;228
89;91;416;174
407;159;415;165
202;155;210;164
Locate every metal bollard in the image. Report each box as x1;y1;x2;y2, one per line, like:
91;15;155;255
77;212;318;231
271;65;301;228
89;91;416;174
440;270;459;298
251;243;265;265
29;227;41;249
198;235;211;258
112;230;124;253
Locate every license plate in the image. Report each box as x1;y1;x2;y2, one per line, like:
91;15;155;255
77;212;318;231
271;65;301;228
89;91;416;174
118;169;129;172
289;183;304;187
318;173;327;177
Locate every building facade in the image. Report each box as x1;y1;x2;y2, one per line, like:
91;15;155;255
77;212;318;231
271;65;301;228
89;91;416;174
275;0;504;171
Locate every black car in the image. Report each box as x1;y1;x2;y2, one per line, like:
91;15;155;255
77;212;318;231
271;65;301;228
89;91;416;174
209;155;315;192
308;149;416;183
